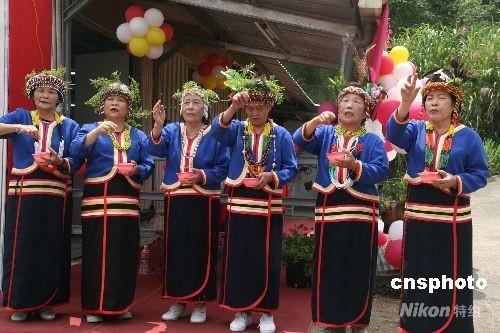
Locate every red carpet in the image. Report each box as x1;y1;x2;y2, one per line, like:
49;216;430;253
0;217;314;333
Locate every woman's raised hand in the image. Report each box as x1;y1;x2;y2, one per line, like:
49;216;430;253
152;100;165;127
313;111;336;126
96;120;117;135
400;74;421;104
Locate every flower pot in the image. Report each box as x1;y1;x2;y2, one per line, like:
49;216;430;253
285;264;311;288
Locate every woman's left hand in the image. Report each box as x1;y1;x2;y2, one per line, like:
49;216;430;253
254;172;274;189
183;168;202;185
334;149;357;170
433;170;458;190
118;160;138;176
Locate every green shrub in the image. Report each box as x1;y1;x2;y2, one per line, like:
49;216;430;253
484;139;500;176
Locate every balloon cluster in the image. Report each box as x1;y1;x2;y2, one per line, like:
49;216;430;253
371;45;429;158
116;5;174;59
377;219;403;269
192;53;232;90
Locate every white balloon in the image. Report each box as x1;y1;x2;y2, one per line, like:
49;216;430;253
364;119;384;140
211;65;225;79
192;71;203;84
129;17;150;37
146;45;164;59
378;219;384;232
393;61;415;81
116;23;133;43
377;74;398;91
144;8;164;27
388;220;404;241
387;86;402;102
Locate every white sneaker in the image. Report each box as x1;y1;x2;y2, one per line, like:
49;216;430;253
11;312;28;321
161;303;188;321
117;311;133;320
258;313;276;333
230;312;252;332
86;314;103;323
39;308;55;320
190;305;206;323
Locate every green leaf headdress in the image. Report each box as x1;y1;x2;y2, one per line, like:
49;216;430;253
85;71;149;127
172;81;219;120
25;66;70;104
222;64;285;105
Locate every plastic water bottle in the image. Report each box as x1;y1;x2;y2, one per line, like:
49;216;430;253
139;245;150;275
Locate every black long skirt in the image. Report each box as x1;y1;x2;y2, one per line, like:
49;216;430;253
162;188;219;302
399;183;473;332
2;168;72;311
81;174;140;315
312;189;378;329
219;186;283;312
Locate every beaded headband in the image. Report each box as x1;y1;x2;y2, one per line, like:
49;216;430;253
337;86;376;116
25;67;68;103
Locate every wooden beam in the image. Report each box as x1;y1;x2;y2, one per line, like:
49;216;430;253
168;0;357;36
156;41;188;65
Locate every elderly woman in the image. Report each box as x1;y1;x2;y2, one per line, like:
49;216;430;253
387;70;488;332
293;83;389;333
149;82;228;324
70;72;154;323
0;68;81;321
211;65;297;333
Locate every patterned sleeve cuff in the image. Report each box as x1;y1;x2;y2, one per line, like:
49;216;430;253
455;175;463;195
199;169;207;185
150;130;162;145
219;112;231;128
353;160;363;181
393;110;409;125
271;171;280;189
301;123;314;141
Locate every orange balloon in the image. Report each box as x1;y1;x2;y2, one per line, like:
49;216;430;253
216;78;227;89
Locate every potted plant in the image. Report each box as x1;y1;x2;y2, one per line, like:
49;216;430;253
281;224;314;288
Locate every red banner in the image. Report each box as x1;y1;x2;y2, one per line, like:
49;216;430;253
367;3;389;83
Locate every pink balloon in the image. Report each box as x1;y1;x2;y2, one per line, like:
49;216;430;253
378;231;388;247
379;55;394;76
377;74;398;91
387;86;402;102
385;239;403;268
374;99;400;135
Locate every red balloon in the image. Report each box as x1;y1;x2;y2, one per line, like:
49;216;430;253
409;101;428;121
374;99;400;135
378;231;388;247
125;5;145;22
160;23;174;42
385;239;403;268
379;55;394;76
198;62;213;77
207;53;223;66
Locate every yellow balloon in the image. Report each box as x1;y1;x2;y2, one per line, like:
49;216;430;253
389;46;409;64
216;78;227;89
145;27;166;46
129;37;150;57
202;75;217;90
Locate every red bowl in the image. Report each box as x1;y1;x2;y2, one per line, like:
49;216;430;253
177;171;195;182
32;152;51;163
242;177;260;188
418;171;440;184
326;151;346;163
117;162;136;173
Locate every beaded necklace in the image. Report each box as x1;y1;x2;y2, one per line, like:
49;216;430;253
242;120;276;177
180;123;207;169
328;124;365;189
31;110;64;156
108;124;131;151
424;121;455;171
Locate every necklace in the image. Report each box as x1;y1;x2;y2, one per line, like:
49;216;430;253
242;120;276;177
328;125;365;189
108;124;131;151
31;110;64;156
424;121;455;171
180;123;206;167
